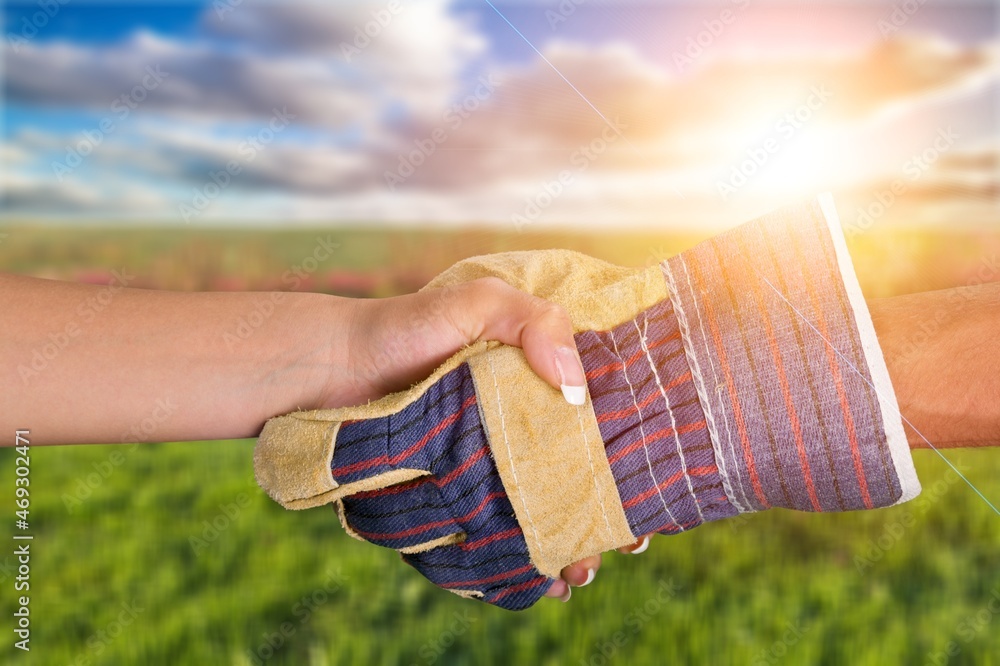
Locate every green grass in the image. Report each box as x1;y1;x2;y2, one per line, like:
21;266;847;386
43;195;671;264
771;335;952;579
1;225;998;664
0;443;997;665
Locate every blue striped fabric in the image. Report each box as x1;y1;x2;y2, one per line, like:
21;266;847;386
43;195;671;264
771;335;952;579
402;526;549;609
332;365;477;486
577;298;740;538
333;364;550;610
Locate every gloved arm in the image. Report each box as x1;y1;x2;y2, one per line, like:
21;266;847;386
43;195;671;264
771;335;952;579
254;193;922;610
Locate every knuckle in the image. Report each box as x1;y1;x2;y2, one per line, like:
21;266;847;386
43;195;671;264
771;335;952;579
536;300;570;326
467;276;510;298
440;278;507;318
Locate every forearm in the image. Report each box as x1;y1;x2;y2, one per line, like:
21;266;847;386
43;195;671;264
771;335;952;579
0;274;351;445
871;281;1000;450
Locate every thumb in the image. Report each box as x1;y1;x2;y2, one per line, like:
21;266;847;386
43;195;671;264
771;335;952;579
448;277;588;406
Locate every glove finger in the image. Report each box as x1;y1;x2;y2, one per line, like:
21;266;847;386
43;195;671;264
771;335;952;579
400;416;554;611
338;368;501;551
331;369;478;485
402;518;553;611
339;477;463;551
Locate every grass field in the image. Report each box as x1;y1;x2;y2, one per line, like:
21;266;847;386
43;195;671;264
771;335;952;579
1;225;998;665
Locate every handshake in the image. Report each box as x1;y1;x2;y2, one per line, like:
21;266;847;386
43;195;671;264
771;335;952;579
254;194;921;610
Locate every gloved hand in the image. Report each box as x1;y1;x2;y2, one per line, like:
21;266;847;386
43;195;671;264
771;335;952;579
254;193;921;610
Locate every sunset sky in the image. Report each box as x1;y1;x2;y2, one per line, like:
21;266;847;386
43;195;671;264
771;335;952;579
2;0;997;230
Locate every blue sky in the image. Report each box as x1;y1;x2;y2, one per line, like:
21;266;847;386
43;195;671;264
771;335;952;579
3;3;202;43
2;1;997;228
6;1;992;61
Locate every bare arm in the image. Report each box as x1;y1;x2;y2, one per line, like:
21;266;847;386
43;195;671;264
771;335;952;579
1;275;341;445
0;273;588;447
871;281;1000;450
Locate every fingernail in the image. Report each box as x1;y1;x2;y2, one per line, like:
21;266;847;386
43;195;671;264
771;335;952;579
579;568;595;587
561;384;586;406
630;535;650;555
560;584;572;603
555;346;587;406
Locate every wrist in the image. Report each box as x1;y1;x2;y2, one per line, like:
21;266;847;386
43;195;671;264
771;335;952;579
253;290;357;419
871;286;1000;449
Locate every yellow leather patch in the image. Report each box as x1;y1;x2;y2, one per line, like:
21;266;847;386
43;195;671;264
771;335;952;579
468;344;635;577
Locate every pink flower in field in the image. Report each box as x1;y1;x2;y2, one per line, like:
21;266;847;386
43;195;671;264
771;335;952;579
74;269;116;286
209;276;251;292
326;270;378;297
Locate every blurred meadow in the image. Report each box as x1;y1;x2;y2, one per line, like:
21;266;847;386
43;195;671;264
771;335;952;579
3;0;1000;664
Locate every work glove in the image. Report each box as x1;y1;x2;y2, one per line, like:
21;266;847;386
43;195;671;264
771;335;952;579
254;193;921;610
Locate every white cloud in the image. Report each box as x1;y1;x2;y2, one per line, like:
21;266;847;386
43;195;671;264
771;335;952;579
4;1;484;130
361;32;999;202
203;0;485;123
2;0;997;227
